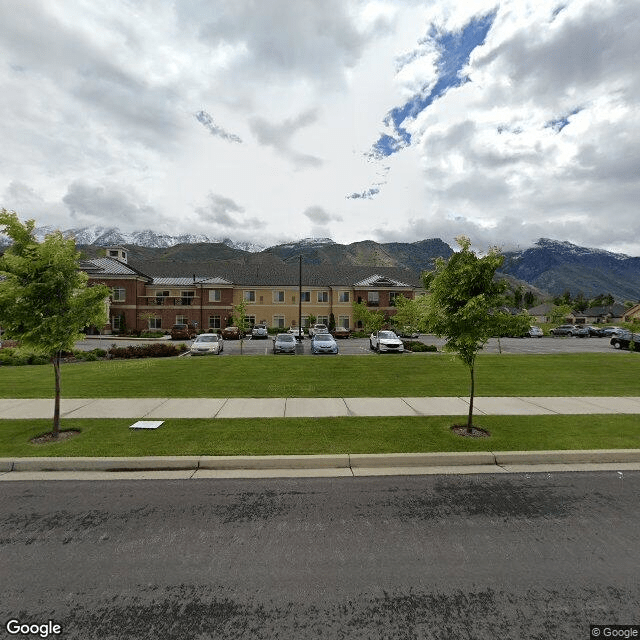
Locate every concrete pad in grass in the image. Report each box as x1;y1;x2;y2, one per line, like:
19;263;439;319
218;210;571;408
344;397;418;416
215;398;286;418
521;397;619;414
285;397;348;417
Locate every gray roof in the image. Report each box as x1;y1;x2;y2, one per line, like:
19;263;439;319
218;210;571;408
127;260;423;288
81;257;150;279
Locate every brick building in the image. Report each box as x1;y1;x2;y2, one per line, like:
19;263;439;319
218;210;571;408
81;248;424;334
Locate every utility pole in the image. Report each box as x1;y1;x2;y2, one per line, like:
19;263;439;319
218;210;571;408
298;254;302;338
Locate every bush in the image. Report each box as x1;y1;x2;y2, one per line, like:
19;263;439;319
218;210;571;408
402;340;438;352
140;330;165;338
108;343;182;359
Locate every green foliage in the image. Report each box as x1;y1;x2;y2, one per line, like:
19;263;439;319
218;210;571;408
423;236;506;429
352;301;385;333
392;294;429;334
0;210;110;434
549;303;573;324
108;343;183;359
0;210;110;354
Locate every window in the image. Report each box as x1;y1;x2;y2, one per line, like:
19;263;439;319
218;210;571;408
111;315;122;330
180;291;195;306
112;287;125;302
154;290;169;305
368;291;379;306
209;315;221;329
301;291;310;302
208;289;221;302
149;317;161;329
246;315;256;327
176;315;188;325
317;291;329;303
339;315;350;329
244;290;256;302
389;291;402;306
273;315;286;329
273;290;285;303
338;291;350;303
317;315;329;325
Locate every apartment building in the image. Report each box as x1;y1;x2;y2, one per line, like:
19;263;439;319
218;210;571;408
82;247;424;334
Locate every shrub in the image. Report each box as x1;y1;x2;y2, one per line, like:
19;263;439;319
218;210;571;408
108;343;182;359
402;340;438;352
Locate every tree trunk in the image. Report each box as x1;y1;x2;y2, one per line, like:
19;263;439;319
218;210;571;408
467;363;475;433
52;354;61;437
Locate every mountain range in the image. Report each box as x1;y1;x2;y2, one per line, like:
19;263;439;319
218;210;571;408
2;226;640;302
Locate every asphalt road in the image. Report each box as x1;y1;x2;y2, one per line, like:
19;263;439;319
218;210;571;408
1;472;638;639
78;334;623;356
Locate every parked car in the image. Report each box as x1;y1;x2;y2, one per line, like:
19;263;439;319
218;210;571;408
610;332;640;351
273;333;298;354
308;323;328;337
397;327;420;338
573;325;590;338
332;326;351;339
527;325;543;338
170;323;197;339
602;326;625;337
550;324;577;336
287;326;306;340
369;330;404;353
251;324;268;339
221;326;243;339
310;332;339;355
189;333;223;355
584;325;605;337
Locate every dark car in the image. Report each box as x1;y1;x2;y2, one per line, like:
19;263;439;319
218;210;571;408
221;326;243;339
584;325;605;337
610;332;640;351
332;326;351;339
273;333;297;354
170;323;197;339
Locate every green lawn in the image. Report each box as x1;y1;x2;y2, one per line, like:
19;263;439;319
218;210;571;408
2;353;640;398
1;415;639;458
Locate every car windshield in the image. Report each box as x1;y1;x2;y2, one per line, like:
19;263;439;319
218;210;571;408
315;334;332;342
198;335;218;342
278;335;295;342
379;331;396;339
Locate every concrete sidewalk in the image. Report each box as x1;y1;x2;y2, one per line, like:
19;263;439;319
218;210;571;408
2;396;640;419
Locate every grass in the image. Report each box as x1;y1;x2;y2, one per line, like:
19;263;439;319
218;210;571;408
1;353;640;399
1;415;639;458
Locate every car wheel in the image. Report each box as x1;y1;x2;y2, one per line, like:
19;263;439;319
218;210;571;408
612;340;622;349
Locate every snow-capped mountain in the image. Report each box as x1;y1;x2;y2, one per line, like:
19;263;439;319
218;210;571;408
0;225;266;252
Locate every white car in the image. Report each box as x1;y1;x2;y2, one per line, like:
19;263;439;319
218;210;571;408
189;333;223;355
369;330;404;353
308;323;328;337
287;326;306;340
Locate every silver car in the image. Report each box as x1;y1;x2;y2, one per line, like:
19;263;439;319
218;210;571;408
273;333;297;354
310;332;338;355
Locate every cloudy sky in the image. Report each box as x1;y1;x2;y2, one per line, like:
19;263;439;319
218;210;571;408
1;0;639;253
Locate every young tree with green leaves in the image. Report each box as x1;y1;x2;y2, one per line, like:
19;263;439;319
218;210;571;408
0;210;110;437
392;294;429;335
352;300;385;333
233;298;251;354
423;236;506;433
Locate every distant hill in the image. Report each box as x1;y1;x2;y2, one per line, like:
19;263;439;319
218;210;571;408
502;239;640;302
5;225;640;302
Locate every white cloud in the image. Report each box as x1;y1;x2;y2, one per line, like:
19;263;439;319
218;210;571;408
0;0;639;255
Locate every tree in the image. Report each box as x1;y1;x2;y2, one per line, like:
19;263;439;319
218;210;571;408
0;211;110;437
352;300;385;333
392;294;429;335
549;303;572;325
232;298;251;354
423;236;505;433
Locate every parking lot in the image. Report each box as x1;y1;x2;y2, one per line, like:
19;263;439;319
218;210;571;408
78;334;627;356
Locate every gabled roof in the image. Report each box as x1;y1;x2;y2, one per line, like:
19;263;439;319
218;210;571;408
81;257;152;280
572;303;627;317
151;276;233;287
353;274;412;287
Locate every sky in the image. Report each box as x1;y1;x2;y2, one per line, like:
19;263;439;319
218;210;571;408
1;0;639;254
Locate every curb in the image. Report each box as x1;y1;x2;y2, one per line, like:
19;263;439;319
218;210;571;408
2;450;640;473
